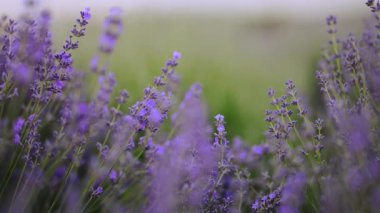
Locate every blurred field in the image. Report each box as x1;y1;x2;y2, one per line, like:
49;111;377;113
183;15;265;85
51;13;365;143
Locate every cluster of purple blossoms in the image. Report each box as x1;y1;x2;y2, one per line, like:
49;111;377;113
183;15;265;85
0;1;379;212
252;188;282;213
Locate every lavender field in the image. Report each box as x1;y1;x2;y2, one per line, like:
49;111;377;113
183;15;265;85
0;0;379;212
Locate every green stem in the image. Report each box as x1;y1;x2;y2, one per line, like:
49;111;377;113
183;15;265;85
96;104;121;161
0;147;22;199
8;146;32;212
0;103;4;119
331;34;346;97
80;196;93;213
14;164;37;207
47;147;80;213
102;104;120;148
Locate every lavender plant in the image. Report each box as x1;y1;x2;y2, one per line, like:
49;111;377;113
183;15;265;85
0;1;379;213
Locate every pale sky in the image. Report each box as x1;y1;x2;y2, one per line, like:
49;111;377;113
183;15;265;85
0;0;367;19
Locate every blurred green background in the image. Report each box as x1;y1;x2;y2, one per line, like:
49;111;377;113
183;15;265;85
48;11;366;143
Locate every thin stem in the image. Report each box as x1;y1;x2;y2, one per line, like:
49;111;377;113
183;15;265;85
80;196;93;213
0;145;24;199
47;147;80;213
331;34;346;98
0;103;4;119
0;147;21;199
8;146;32;212
101;104;120;148
14;164;37;207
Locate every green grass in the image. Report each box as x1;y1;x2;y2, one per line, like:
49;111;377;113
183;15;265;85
52;14;364;143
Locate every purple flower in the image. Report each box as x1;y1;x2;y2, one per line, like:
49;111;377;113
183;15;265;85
267;88;275;97
280;172;307;213
366;0;375;7
109;170;119;184
116;89;129;104
366;0;380;12
326;15;337;26
214;114;228;146
147;84;218;212
252;144;269;156
13;118;25;145
252;189;281;212
91;186;103;197
269;192;276;200
12;63;31;83
148;108;162;124
90;55;99;72
54;167;66;180
81;7;91;22
160;51;182;85
252;200;259;210
326;15;338;34
340;113;371;154
145;99;156;109
173;51;182;60
99;7;123;54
